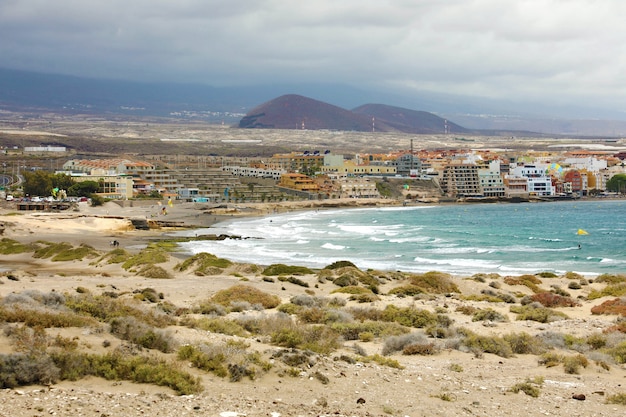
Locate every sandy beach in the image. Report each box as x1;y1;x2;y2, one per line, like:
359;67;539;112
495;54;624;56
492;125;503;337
1;200;626;416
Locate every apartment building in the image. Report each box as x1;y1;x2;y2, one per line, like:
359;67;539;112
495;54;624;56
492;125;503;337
441;162;481;197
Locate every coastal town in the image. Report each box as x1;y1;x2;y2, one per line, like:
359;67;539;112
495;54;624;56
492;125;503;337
2;133;626;205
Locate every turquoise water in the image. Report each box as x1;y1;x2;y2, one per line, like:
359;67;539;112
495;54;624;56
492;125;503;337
179;200;626;276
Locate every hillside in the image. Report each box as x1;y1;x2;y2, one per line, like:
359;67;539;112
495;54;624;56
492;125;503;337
353;103;471;134
238;94;388;131
238;94;466;134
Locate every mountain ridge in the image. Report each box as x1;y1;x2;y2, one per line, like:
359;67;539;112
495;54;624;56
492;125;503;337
1;67;626;136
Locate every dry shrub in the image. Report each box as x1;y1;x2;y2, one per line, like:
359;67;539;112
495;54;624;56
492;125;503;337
332;321;408;341
404;271;459;294
210;285;280;309
381;305;440;328
0;354;60;388
503;332;547;354
591;298;626;316
472;308;509;322
606;393;626;405
588;283;626;300
402;341;439;355
595;274;626;284
382;333;426;355
176;252;232;274
503;275;542;293
530;292;579;308
109;316;176;353
456;305;478;316
347;306;383;322
510;304;568;323
460;329;513;358
509;377;543;397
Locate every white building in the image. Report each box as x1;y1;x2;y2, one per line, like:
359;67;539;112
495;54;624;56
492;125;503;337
510;164;555;196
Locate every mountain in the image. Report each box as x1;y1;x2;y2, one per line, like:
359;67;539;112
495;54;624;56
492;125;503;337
239;94;387;131
2;67;626;136
352;103;471;134
238;95;469;134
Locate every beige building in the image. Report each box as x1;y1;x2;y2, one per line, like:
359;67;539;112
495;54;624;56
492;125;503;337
321;159;396;176
72;174;134;200
441;163;481;197
279;173;320;192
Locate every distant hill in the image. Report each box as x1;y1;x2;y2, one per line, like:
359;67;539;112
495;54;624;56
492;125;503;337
2;67;626;136
239;94;385;131
352;103;471;134
239;95;462;134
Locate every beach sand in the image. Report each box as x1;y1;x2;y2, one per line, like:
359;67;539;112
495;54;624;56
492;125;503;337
0;200;625;416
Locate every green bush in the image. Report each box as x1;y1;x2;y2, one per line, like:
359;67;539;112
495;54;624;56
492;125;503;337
381;305;440;328
461;329;513;358
331;321;408;341
65;293;175;327
510;305;568;323
52;351;202;395
472;308;509;322
0;238;35;255
176;252;232;274
503;332;547;355
109;317;176;353
606;393;626;405
209;285;281;309
0;354;60;388
509;378;542;397
403;271;459;294
262;264;314;276
323;261;357;270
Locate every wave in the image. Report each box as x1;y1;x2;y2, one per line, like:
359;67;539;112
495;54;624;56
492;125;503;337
321;243;346;250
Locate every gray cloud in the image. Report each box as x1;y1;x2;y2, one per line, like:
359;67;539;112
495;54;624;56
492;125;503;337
1;0;625;113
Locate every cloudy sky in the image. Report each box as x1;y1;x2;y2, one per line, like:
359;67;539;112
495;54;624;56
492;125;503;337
1;0;625;114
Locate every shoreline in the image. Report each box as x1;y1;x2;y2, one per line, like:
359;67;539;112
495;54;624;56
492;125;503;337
2;199;626;416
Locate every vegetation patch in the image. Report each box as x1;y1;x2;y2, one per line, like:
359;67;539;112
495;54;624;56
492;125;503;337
178;343;270;381
331;321;409;341
503;332;547;355
278;275;310;287
358;354;404;369
460;329;513;358
530;292;580;308
595;274;626;284
509;377;544;397
591;298;626;316
121;245;169;271
472;308;509;322
401;271;459;294
209;285;281;309
262;264;314;276
539;353;589;374
32;242;99;262
0;238;35;255
323;260;357;270
176;252;233;274
510;304;568;323
503;274;542;293
52;350;202;395
331;286;372;295
65;293;175;327
606;393;626;405
380;305;442;329
588;283;626;300
109;316;176;352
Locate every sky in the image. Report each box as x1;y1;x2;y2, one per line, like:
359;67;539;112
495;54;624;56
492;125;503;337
1;0;626;115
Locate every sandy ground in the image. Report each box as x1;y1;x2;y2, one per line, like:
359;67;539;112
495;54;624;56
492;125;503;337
1;201;626;416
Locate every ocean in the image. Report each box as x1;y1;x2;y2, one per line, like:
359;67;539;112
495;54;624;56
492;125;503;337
176;200;626;277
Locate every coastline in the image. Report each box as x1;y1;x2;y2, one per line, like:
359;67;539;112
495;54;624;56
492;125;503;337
2;199;626;416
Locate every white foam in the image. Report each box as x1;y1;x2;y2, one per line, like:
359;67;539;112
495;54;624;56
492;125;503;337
321;243;346;250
